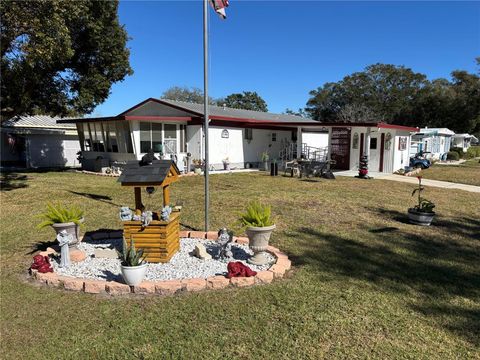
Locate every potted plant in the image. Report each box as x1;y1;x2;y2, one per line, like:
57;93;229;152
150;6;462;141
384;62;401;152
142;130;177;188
261;152;269;171
408;176;436;226
222;157;230;170
37;203;85;248
192;159;203;174
239;201;275;265
117;238;148;286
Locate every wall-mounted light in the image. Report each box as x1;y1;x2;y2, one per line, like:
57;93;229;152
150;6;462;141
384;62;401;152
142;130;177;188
146;187;156;195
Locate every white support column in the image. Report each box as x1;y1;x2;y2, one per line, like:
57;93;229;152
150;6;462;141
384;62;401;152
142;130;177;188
296;127;302;159
365;127;371;159
327;127;332;170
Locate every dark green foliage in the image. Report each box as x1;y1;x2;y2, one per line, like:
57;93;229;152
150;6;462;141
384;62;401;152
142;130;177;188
160;86;217;105
239;200;274;227
36;202;84;228
223;91;268;112
1;0;133;119
305;61;480;134
117;239;146;267
447;151;460;161
449;147;465;159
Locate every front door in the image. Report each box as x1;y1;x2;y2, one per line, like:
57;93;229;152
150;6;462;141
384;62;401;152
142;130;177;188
369;136;379;171
330;127;351;170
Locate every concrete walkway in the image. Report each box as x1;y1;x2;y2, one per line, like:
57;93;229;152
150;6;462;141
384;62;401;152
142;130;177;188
334;170;480;193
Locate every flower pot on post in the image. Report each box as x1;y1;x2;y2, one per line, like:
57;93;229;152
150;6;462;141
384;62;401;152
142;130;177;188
37;203;85;248
52;217;84;248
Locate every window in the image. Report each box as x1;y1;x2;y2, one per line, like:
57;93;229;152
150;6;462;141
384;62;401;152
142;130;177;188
291;130;297;142
370;137;377;150
271;132;277;142
90;122;105;152
352;133;359;149
244;128;253;141
385;133;392;150
152;123;163;153
140;122;151;153
104;122;118;152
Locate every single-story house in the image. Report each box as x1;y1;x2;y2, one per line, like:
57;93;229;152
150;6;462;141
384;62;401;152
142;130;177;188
1;115;81;168
452;133;479;152
410;127;455;160
58;98;418;174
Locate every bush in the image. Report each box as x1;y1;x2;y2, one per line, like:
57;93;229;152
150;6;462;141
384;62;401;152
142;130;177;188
449;147;465;159
446;151;460;161
468;145;480;158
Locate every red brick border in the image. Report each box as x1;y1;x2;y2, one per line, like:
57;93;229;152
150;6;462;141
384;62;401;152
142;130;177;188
30;232;291;296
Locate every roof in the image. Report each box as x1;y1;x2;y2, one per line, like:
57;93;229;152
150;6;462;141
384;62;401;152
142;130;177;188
2;115;76;129
416;128;455;136
118;160;180;186
56;97;418;131
157;99;317;124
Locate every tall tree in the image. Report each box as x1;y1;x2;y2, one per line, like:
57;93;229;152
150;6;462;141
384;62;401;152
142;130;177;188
161;86;216;105
1;0;133;120
223;91;268;112
306;64;428;123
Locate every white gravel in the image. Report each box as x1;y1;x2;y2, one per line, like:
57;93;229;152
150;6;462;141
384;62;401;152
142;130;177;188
52;237;275;282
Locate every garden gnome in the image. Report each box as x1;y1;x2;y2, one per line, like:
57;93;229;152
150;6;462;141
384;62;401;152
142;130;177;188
57;230;73;268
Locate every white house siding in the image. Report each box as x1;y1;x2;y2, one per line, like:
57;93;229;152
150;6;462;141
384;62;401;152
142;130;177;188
186;125;203;160
207;127;292;169
27;134;81;168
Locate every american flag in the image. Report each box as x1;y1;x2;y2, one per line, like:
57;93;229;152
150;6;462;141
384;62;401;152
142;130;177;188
210;0;229;19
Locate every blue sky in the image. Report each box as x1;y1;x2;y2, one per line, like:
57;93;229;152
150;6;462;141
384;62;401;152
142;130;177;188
93;1;480;116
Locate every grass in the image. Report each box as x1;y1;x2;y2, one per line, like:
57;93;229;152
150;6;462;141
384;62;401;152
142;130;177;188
1;171;479;359
420;159;480;186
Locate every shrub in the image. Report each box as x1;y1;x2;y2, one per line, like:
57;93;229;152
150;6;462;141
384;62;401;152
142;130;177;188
446;151;460;161
449;147;465;158
467;145;480;158
37;203;84;228
239;201;274;227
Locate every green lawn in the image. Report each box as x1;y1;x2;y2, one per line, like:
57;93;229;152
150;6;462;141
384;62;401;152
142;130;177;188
421;159;480;186
1;171;479;359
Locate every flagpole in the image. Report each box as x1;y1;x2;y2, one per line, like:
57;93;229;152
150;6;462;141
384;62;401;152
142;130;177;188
203;0;210;232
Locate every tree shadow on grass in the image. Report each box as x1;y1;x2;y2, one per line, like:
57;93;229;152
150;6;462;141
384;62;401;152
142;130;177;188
0;172;29;191
289;225;480;345
372;207;480;241
67;191;121;207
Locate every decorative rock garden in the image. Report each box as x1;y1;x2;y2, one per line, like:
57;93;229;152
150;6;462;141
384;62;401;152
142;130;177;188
30;231;291;295
30;159;291;295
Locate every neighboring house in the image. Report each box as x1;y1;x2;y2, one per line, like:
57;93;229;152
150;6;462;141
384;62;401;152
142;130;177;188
58;98;418;173
452;133;479;152
410;127;455;160
1;115;80;168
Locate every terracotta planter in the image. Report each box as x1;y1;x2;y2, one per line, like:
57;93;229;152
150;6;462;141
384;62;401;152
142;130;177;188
120;263;148;286
246;224;276;265
52;218;84;248
408;208;435;226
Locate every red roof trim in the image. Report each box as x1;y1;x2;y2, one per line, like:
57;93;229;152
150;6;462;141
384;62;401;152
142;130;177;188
124;116;193;122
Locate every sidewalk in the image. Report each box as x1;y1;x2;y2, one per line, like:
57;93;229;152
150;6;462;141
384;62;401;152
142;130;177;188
381;174;480;193
335;170;480;193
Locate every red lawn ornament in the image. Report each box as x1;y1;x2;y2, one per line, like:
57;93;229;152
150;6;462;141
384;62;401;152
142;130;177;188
30;255;53;273
226;261;257;278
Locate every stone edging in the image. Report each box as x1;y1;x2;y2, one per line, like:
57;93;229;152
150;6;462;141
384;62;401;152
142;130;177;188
30;231;291;296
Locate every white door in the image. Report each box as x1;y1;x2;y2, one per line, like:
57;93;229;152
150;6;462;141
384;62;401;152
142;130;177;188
369;136;379;171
